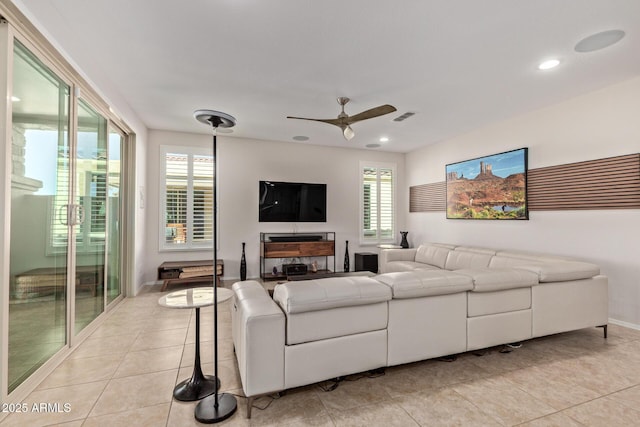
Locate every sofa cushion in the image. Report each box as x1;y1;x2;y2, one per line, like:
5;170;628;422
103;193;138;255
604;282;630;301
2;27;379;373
454;246;497;256
467;309;532;351
489;256;545;269
495;250;577;262
233;280;271;301
273;276;392;314
489;251;574;269
455;268;538;292
445;251;493;270
467;287;531;317
284;303;388;345
375;270;473;299
515;261;600;283
414;244;451;269
384;261;440;273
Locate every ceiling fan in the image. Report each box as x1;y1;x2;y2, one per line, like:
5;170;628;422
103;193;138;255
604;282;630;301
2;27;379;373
287;97;397;141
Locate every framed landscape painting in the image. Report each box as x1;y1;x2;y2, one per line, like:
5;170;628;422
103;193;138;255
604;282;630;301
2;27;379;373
446;148;528;220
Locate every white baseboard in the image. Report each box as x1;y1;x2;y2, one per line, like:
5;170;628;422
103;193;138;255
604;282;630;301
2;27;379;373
143;280;162;286
609;318;640;331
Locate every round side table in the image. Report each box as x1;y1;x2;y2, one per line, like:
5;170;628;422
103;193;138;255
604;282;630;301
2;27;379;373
158;287;233;401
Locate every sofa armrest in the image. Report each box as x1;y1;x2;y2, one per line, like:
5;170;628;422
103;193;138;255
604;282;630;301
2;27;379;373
379;248;417;273
231;281;285;397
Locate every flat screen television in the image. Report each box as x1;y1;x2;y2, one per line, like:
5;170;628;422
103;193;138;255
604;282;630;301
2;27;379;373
259;181;327;222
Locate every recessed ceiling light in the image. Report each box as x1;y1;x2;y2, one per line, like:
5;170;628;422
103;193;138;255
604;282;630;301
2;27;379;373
575;29;625;53
366;143;381;148
292;135;309;141
538;59;560;70
11;96;20;102
379;137;389;143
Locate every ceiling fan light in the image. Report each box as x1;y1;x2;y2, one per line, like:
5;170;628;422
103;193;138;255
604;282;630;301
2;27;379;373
343;126;355;140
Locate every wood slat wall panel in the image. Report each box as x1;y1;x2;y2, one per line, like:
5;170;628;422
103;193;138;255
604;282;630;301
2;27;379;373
409;153;640;213
528;154;640;211
409;182;446;212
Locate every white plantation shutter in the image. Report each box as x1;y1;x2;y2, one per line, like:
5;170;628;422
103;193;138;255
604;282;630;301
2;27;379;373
88;172;107;234
165;152;189;245
361;163;395;243
192;155;214;243
362;167;377;239
161;147;213;250
379;167;394;239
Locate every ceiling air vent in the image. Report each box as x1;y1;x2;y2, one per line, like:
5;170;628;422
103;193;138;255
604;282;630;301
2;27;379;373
393;112;416;122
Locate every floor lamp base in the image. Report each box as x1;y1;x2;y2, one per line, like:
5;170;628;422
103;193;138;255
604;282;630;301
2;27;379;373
194;393;237;424
173;375;219;401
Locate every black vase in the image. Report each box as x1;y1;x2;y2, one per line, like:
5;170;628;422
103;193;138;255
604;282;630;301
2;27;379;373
240;242;247;281
400;231;409;249
344;240;350;272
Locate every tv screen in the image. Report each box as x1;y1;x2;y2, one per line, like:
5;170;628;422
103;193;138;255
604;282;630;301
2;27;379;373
259;181;327;222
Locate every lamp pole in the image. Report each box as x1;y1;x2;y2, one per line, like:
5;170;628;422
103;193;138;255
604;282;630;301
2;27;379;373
193;110;237;424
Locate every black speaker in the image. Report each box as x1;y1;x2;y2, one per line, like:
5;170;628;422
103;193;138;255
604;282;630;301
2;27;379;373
355;252;378;273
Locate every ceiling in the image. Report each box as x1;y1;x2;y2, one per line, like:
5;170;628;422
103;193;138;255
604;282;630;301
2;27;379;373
11;0;640;153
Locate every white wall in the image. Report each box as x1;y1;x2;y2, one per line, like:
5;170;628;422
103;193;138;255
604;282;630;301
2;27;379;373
143;130;406;284
405;76;640;326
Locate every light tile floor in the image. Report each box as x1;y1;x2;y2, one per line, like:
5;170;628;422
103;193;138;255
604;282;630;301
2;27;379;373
3;284;640;426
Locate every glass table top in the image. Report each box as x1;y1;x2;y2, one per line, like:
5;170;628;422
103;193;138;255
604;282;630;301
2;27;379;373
158;287;233;309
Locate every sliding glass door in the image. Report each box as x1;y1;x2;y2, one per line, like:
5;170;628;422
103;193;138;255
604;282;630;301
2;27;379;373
5;38;127;394
8;40;70;392
73;100;107;335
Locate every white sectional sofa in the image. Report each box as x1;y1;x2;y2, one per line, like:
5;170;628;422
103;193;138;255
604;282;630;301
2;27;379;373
231;243;608;418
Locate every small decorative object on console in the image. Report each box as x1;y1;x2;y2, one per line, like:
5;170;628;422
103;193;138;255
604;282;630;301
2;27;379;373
344;240;350;272
400;231;409;249
240;242;247;281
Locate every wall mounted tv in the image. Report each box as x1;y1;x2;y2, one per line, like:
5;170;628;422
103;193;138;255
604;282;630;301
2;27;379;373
259;181;327;222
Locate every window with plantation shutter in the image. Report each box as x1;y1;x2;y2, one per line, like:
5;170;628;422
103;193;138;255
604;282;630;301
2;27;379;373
360;162;395;244
160;146;214;250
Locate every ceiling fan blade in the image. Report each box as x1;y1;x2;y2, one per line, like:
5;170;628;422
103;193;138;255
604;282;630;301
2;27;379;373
286;116;343;127
344;104;397;124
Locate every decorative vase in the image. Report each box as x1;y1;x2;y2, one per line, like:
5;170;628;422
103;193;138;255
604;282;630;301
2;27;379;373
240;242;247;281
400;231;409;249
344;240;350;272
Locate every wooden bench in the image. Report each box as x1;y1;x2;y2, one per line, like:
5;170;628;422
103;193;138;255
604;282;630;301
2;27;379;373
14;265;103;299
158;260;224;292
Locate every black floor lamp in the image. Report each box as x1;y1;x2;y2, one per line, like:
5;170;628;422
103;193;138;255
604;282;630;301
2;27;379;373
193;109;237;423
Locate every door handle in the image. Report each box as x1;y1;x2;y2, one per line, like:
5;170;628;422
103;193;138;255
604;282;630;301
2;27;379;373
66;204;85;226
58;204;69;225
